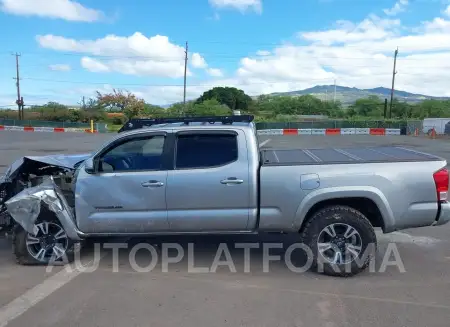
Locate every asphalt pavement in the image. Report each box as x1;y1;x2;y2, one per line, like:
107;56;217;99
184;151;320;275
1;131;450;327
0;131;111;173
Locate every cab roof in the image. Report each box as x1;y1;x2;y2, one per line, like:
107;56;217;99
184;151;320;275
118;115;255;134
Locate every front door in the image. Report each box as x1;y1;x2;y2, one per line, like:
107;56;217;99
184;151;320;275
166;130;251;232
75;133;169;234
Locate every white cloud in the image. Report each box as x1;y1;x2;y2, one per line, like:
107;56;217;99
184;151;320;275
444;5;450;17
0;96;16;107
191;53;207;68
59;8;450;105
383;0;408;16
191;53;224;77
48;64;71;71
80;57;110;73
223;13;450;98
207;68;224;77
256;50;271;56
421;17;450;33
300;16;400;45
0;0;104;22
36;32;210;78
208;0;262;13
26;8;450;105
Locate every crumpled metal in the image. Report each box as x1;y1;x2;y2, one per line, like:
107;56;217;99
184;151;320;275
3;153;91;181
24;153;91;169
5;176;75;235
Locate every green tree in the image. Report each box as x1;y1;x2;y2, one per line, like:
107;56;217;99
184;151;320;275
143;104;166;117
390;99;413;119
78;97;106;122
325;100;345;118
196;87;253;110
29;102;70;121
348;96;384;117
96;89;145;119
166;102;192;117
187;99;232;116
412;99;450;119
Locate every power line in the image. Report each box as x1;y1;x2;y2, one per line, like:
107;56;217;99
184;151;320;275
2;49;444;62
19;76;400;87
18;61;443;70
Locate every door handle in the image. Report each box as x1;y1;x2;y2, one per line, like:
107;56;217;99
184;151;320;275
141;180;164;187
220;177;244;185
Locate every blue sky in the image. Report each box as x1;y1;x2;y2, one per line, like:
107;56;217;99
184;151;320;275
1;0;450;107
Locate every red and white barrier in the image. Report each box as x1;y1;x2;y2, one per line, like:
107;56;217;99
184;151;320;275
1;124;400;136
257;128;401;136
0;125;98;133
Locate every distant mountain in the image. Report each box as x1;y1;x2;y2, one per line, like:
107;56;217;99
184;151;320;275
268;85;450;106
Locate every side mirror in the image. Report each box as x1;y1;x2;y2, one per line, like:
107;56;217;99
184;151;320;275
84;157;95;174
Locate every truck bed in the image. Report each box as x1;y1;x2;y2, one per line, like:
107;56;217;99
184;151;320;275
261;146;443;165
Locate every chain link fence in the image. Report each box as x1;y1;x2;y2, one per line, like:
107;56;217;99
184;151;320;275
0;119;108;132
0;119;90;128
255;120;422;131
255;120;426;136
0;118;426;135
406;120;423;135
256;120;422;131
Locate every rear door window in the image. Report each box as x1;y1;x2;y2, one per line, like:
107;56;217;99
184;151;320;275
175;133;238;169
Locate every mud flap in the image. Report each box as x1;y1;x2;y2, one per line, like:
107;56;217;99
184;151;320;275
4;177;82;241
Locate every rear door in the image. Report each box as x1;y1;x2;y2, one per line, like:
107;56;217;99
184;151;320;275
75;132;170;234
166;130;251;232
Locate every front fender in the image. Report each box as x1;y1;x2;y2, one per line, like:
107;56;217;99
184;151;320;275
4;177;83;241
292;186;395;232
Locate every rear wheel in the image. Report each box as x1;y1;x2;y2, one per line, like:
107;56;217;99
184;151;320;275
301;205;377;277
13;220;75;265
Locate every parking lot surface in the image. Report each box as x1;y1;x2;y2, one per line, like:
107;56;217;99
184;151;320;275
1;131;450;327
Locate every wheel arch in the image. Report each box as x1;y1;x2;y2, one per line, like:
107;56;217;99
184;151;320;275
294;187;395;234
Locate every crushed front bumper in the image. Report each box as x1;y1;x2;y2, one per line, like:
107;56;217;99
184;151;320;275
4;177;83;241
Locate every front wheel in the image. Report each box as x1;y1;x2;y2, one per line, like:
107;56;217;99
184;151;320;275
301;205;377;277
13;220;75;265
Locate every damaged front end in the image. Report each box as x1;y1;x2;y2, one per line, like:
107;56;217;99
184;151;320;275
0;154;90;240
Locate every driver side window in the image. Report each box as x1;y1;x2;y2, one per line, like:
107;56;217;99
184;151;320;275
99;135;165;172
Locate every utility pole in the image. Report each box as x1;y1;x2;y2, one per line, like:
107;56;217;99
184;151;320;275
333;79;336;103
384;98;388;119
183;41;188;112
389;47;398;118
13;53;24;120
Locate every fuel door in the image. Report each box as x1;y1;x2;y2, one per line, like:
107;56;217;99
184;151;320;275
300;173;320;190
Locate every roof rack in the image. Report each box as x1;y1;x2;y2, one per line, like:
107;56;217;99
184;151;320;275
118;115;254;133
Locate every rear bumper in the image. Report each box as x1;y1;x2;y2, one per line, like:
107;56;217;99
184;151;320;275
433;202;450;226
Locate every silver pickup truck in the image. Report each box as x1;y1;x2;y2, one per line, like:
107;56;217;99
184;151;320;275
0;115;449;276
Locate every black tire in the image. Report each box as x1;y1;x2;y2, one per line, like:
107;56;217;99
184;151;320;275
300;205;377;277
13;220;76;266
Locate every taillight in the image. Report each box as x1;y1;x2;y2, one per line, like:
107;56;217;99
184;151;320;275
433;168;449;202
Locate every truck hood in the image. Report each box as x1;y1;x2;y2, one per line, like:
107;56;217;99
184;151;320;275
3;153;91;180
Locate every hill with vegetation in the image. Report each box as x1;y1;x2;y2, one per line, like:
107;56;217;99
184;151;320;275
269;85;450;106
